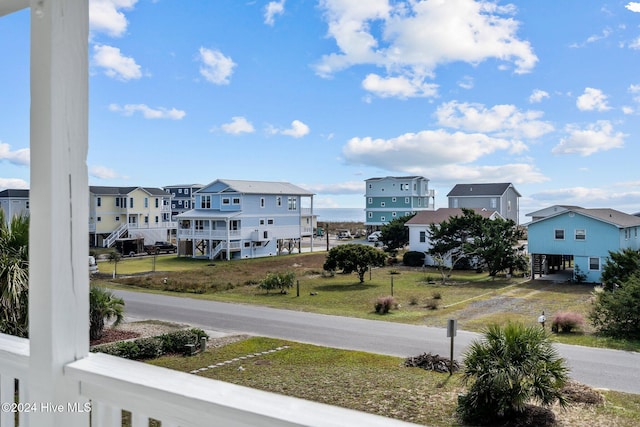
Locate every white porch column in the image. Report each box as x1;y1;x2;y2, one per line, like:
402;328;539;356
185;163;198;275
28;1;89;426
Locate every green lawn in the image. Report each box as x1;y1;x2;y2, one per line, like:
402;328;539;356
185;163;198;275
95;252;640;352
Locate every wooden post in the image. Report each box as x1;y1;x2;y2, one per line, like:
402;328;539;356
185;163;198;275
28;1;90;426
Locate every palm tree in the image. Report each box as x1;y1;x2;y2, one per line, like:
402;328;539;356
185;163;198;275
89;286;125;340
0;211;30;337
107;250;121;278
457;322;569;425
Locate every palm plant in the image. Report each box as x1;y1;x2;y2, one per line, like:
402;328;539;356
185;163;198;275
89;286;125;340
107;251;121;278
0;211;30;337
457;322;569;425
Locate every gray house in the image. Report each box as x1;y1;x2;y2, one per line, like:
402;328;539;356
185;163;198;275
447;183;521;224
0;189;30;223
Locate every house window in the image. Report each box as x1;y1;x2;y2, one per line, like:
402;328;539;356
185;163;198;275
420;231;426;243
381;216;386;222
97;216;101;222
185;201;190;208
368;212;373;218
201;195;211;209
233;197;240;204
155;198;159;208
144;198;148;208
129;198;134;208
260;219;265;225
260;198;265;208
414;183;417;191
554;229;565;240
178;200;183;206
97;197;101;207
392;212;397;217
185;189;189;195
452;198;458;208
268;219;274;225
178;189;182;194
172;203;176;208
368;184;372;188
26;201;29;209
195;220;205;230
276;196;282;206
508;200;512;212
575;229;586;240
115;216;120;222
392;197;396;202
287;197;297;211
222;198;230;205
418;198;421;207
589;257;600;271
381;202;385;207
491;198;497;209
144;216;149;223
155;216;159;223
405;197;409;204
368;197;372;204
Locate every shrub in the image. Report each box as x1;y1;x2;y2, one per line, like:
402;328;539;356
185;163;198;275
374;296;397;314
408;295;419;306
259;271;295;294
160;329;200;353
424;298;439;310
92;328;209;360
589;275;640;339
432;291;442;300
551;311;585;333
403;251;426;267
135;337;163;358
93;341;140;359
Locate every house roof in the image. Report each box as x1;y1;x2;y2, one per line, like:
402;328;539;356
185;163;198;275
163;184;204;189
89;186;168;196
446;183;521;197
525;205;582;218
365;176;427;182
405;208;501;226
527;207;640;228
0;189;30;198
203;179;314;196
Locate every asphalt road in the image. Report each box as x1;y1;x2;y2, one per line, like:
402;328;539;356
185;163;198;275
115;289;640;395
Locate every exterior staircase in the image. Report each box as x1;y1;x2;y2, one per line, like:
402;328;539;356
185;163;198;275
103;223;128;248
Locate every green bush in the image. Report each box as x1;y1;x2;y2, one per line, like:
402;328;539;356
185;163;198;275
403;251;426;267
135;337;163;358
258;271;295;294
92;328;209;360
93;341;141;359
590;276;640;339
159;329;199;353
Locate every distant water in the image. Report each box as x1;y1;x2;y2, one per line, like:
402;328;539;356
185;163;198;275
314;208;365;223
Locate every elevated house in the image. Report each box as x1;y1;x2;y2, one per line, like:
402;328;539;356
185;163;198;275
0;2;413;426
163;183;203;220
0;188;30;222
405;208;502;266
176;179;315;260
447;182;520;224
89;186;175;248
365;176;435;231
527;207;640;282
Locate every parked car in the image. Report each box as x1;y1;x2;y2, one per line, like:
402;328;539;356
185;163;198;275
337;229;353;239
144;241;177;255
89;256;99;275
367;231;382;242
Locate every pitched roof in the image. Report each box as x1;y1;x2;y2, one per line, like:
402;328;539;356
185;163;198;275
206;179;314;196
0;189;30;198
446;183;521;197
528;207;640;228
405;208;500;225
365;176;427;182
89;186;168;196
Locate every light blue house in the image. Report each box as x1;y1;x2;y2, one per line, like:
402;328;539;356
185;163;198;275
176;179;315;260
527;207;640;282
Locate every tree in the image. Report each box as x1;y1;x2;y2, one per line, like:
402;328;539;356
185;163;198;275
259;271;295;294
589;274;640;339
600;248;640;291
323;244;386;283
379;214;414;254
89;286;125;340
0;211;30;337
107;250;122;277
427;209;482;284
466;218;527;276
457;322;569;425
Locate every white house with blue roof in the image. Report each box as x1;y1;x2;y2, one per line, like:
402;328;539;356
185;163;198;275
176;179;315;260
527;206;640;282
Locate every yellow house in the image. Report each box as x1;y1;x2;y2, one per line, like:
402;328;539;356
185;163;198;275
89;186;174;247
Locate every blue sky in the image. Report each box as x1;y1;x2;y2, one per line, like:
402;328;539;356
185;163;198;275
2;0;640;222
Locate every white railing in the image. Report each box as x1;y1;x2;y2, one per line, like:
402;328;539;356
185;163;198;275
128;221;177;230
177;229;241;240
103;223;128;248
0;336;417;427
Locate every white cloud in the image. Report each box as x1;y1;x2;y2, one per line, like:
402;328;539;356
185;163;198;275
435;101;554;139
90;165;128;180
300;181;363;195
221;117;255;134
576;87;611;111
0;178;29;191
198;47;236;85
458;76;474;90
626;2;640;13
93;44;142;81
270;120;310;138
108;104;186;120
529;89;549;103
264;0;286;26
90;0;137;37
315;0;537;98
0;143;30;166
362;73;438;98
552;120;625;156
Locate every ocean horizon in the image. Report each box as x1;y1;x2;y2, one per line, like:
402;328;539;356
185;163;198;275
313;208;365;223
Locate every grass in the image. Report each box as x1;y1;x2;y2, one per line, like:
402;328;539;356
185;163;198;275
94;251;640;352
145;336;640;427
